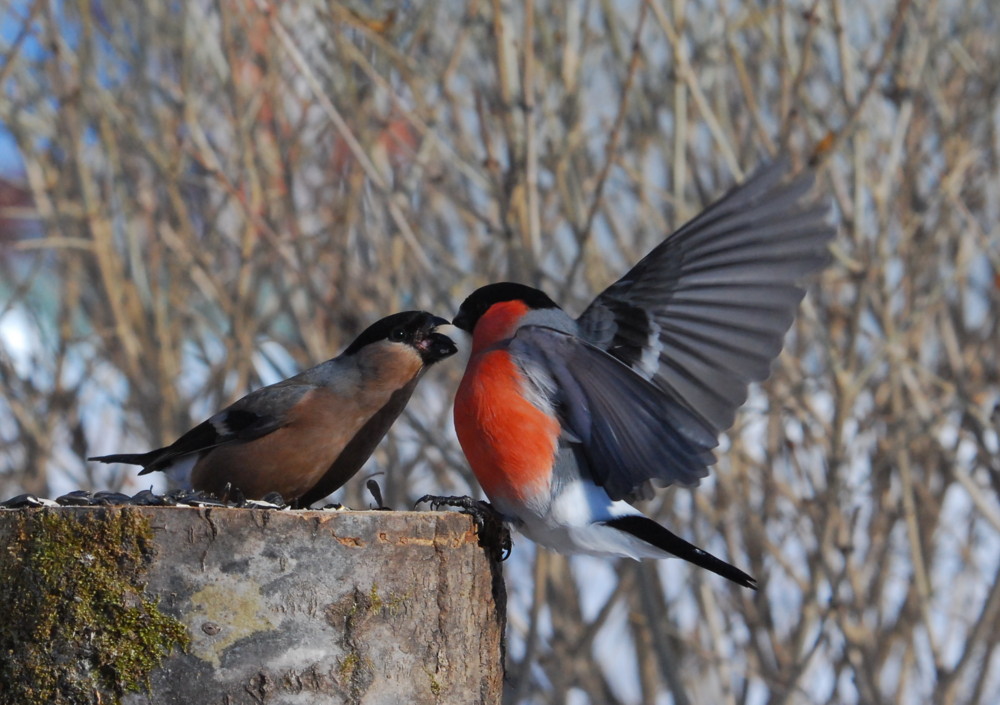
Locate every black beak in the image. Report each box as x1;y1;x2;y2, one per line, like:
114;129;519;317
416;332;457;364
415;314;457;363
452;309;471;333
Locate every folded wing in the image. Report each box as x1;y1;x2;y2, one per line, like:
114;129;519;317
511;326;717;501
93;384;309;473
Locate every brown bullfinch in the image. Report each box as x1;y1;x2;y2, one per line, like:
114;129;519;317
449;158;834;588
90;310;457;507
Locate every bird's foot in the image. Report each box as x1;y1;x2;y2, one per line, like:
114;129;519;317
260;491;288;507
415;495;512;561
218;482;246;506
245;492;288;510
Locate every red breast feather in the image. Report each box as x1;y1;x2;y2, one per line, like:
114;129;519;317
455;301;560;504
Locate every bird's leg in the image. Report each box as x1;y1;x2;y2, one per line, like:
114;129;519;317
260;492;288;508
219;482;246;506
415;495;512;561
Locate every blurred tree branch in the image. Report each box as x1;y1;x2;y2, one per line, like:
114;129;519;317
0;0;998;703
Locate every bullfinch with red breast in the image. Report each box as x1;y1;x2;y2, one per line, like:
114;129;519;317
91;310;457;507
449;158;833;588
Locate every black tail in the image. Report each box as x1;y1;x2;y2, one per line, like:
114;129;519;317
602;515;758;589
88;451;161;474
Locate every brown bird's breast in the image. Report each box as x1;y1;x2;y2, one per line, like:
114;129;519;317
190;387;386;501
190;343;428;504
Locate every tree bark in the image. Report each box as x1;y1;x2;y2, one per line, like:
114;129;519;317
0;507;505;705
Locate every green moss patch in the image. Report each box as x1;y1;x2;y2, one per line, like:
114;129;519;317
0;507;190;704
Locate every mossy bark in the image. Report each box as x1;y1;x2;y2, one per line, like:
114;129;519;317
0;507;505;705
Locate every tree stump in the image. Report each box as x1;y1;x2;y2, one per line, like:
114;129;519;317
0;506;505;705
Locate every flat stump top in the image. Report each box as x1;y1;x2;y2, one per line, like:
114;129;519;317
0;507;504;705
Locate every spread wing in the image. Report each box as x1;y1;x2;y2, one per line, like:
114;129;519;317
510;326;718;501
577;157;834;433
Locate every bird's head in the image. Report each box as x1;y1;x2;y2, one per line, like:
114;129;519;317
453;282;560;335
345;310;457;365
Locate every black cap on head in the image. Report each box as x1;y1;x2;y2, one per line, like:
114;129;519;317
453;282;560;333
344;311;454;362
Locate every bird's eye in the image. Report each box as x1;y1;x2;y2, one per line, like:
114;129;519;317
390;327;406;342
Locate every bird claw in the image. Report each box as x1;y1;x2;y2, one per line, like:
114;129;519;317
258;492;288;508
218;482;245;505
415;495;512;561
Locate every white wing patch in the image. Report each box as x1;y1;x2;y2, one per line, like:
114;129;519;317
636;318;663;380
210;413;233;437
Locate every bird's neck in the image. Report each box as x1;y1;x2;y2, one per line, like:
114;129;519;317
470;300;531;355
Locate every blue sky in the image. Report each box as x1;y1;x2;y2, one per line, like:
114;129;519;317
0;128;21;174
